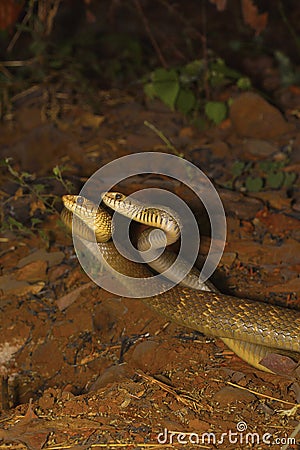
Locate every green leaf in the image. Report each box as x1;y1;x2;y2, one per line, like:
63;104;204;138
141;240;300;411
283;172;297;187
260;160;287;173
53;166;61;177
212;59;240;79
6;164;20;178
38;229;50;245
152;68;180;109
191;116;206;130
236;77;251;90
7;217;29;232
258;161;273;172
180;59;204;83
245;176;264;192
49;59;64;69
21;171;35;180
266;171;284;189
31;218;43;226
275;50;299;87
232;161;246;176
222;179;234;189
33;184;46;194
205;101;227;125
209;58;241;87
176;89;196;115
144;82;156;99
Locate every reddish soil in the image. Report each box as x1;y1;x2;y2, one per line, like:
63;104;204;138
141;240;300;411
0;85;299;449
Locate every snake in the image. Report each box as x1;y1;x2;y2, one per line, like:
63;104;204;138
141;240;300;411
61;193;300;375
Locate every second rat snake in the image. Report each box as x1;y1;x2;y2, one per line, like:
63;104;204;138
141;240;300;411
61;193;300;375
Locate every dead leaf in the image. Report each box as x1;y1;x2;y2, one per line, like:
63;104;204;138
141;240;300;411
0;277;45;297
30;199;46;216
15;260;47;282
16;281;45;297
0;402;53;450
210;0;227;11
241;0;268;36
86;8;96;23
56;282;94;310
209;0;227;11
74;112;105;128
24;401;39;421
13;187;24;201
17;249;64;268
0;0;24;31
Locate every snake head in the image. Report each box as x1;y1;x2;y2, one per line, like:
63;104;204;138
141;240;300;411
62;195;100;218
101;191;147;221
101;192;128;208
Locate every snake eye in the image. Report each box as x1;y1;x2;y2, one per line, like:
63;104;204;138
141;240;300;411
115;193;123;200
76;196;84;205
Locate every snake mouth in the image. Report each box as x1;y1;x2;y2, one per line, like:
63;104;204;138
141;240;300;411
62;194;74;205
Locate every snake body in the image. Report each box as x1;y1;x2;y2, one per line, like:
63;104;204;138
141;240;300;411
62;193;300;374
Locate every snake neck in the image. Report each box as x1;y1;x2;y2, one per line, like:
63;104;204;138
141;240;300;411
62;195;112;242
102;193;180;246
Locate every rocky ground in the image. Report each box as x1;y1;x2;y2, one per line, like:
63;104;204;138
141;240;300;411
0;82;299;449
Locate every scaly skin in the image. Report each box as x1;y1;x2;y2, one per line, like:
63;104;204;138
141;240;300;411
62;193;300;374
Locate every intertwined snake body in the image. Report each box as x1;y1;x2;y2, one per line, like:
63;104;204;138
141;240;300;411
62;193;300;374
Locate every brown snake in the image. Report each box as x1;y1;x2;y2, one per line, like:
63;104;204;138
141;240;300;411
62;193;300;374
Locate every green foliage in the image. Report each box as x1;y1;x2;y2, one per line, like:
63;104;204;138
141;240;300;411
52;165;74;193
143;57;251;124
180;60;205;83
275;50;300;87
236;77;252;90
204;101;227;125
6;217;33;234
208;59;240;87
283;172;297;187
1;159;74;237
266;171;284;189
245;176;264;192
2;25;145;104
151;68;180;109
232;161;247;176
229;157;297;192
176;89;196;115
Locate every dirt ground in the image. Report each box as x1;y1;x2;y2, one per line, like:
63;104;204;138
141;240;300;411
0;83;300;450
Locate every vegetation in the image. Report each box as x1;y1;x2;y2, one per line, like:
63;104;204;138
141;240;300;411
227;158;297;192
0;158;73;239
144;59;251;125
1;1;300;124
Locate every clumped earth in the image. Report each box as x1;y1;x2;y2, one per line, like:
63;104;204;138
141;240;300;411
0;83;300;449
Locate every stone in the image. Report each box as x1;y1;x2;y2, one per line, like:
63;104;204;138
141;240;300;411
230;93;293;139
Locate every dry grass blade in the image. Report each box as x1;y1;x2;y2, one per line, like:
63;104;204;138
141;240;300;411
136;370;211;413
280;421;300;450
212;378;298;406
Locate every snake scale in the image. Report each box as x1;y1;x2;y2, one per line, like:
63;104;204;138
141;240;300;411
62;193;300;374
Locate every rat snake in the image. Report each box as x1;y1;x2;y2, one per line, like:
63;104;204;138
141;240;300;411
61;193;300;374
